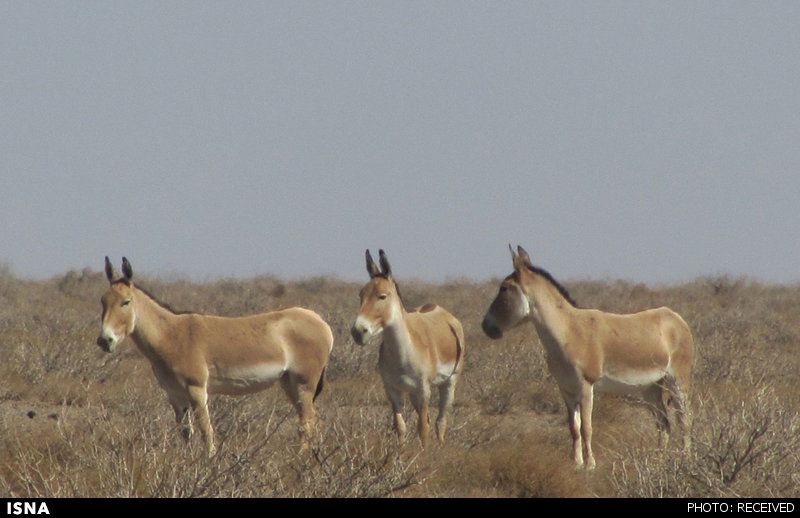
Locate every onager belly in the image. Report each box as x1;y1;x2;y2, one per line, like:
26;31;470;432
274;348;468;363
208;361;286;396
382;361;457;391
382;371;421;392
595;367;667;394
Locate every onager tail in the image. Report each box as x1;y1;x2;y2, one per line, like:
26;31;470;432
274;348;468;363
313;367;326;402
449;322;465;376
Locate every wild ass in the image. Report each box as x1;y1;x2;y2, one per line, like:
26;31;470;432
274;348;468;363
481;246;694;469
97;257;333;456
351;250;465;445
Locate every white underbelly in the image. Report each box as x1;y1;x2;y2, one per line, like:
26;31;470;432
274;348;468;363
208;362;286;395
596;368;667;394
381;370;420;391
380;361;456;391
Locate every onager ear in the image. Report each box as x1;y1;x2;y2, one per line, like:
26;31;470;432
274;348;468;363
378;249;392;277
365;250;381;278
121;257;133;283
509;244;525;272
105;256;118;283
516;246;533;269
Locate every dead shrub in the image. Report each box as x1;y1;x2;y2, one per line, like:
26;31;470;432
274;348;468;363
2;270;800;497
608;380;800;497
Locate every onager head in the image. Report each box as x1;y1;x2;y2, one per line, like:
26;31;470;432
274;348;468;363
351;249;404;345
481;245;534;339
97;256;136;353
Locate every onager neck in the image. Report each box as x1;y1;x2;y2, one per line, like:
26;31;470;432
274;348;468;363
129;287;180;358
380;306;416;364
526;277;577;350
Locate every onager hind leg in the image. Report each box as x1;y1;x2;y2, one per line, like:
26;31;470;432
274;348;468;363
280;373;318;450
663;374;692;450
643;383;671;448
435;378;457;442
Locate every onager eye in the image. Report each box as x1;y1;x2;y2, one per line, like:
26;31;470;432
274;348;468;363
378;293;388;300
121;300;131;307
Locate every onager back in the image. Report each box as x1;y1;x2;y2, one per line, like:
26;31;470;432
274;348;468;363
351;250;465;445
97;257;333;455
481;246;694;469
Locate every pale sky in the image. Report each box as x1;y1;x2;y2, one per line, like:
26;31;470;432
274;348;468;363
2;2;799;284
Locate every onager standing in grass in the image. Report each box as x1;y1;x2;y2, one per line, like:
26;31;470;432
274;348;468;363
351;250;465;445
97;257;334;456
481;246;694;469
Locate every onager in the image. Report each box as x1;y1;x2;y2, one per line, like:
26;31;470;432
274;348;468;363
482;246;694;469
97;257;333;456
351;250;465;445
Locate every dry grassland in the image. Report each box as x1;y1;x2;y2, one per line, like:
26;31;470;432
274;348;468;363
1;265;798;497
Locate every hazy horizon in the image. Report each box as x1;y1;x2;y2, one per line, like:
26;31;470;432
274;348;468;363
3;2;799;285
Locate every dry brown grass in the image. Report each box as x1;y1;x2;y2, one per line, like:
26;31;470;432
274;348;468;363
1;267;799;497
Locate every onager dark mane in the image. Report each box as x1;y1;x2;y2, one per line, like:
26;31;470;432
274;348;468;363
519;265;578;308
115;280;199;316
